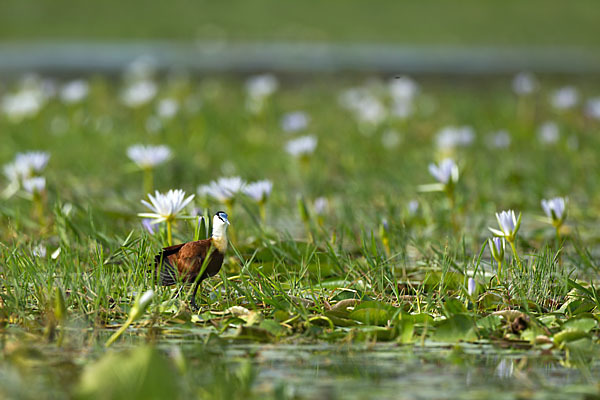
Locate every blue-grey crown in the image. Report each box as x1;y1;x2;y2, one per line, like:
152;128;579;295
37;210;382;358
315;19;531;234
216;211;228;222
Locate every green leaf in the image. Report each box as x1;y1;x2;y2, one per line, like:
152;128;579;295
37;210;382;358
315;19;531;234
234;325;275;343
325;310;359;327
349;308;391;326
553;328;590;345
351;326;397;341
562;338;600;366
559;299;596;315
442;298;467;315
476;315;502;333
432;314;477;343
77;346;179;400
259;319;287;337
396;313;415;343
562;318;597;333
353;300;395;312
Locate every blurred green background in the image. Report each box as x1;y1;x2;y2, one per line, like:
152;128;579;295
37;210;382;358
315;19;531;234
1;0;599;47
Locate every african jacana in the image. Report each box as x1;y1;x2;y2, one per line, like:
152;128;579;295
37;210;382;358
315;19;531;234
154;211;229;310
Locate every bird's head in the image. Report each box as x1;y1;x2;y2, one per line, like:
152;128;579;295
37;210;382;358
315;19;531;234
213;211;230;229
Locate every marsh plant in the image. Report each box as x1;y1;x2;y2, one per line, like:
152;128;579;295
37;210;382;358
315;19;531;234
198;176;245;216
138;189;195;245
541;197;567;243
243;180;273;223
127;144;172;193
105;290;154;347
3;73;600;400
489;210;523;271
489;237;506;283
285;135;318;167
422;158;460;229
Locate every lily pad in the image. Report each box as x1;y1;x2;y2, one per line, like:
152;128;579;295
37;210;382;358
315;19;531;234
562;318;597;333
432;314;477;342
77;346;179;400
348;308;391;326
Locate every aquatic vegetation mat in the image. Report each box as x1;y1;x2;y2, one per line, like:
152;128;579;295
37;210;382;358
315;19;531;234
1;71;600;398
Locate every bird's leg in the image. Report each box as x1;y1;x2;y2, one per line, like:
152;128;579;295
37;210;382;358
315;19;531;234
189;279;202;311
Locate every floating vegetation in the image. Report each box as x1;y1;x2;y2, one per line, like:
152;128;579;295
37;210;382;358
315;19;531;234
1;73;600;398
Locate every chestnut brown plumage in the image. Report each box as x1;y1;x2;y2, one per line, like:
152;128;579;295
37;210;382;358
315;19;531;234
154;211;229;310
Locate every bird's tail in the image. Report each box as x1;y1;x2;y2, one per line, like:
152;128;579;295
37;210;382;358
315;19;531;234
154;254;178;286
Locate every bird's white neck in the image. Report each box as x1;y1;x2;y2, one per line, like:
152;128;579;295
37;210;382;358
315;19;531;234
211;216;228;253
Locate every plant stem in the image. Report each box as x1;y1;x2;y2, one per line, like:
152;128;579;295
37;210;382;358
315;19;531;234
167;219;173;246
446;187;457;233
33;193;45;227
497;260;502;285
143;168;153;194
105;315;133;347
556;225;563;266
259;202;266;224
225;200;236;244
509;239;523;271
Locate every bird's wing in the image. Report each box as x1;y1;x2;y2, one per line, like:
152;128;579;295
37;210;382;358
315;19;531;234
154;243;185;286
175;239;212;276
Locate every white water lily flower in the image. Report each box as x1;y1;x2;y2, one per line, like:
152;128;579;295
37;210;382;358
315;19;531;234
198;176;246;203
512;72;537;95
537;121;560;144
281;111;309;133
585;97;600;120
33;244;47;258
244;180;273;202
127;144;171;169
489;210;521;242
314;197;329;215
488;237;505;263
138;189;195;224
551;86;579;110
339;88;387;126
246;74;278;99
156;98;179;119
428;158;459;185
389;77;418;120
2;90;46;121
22;176;46;194
467;277;476;296
121;80;157;107
486;130;511;149
356;96;386;126
541;197;567;226
285;135;317;157
4;151;50;183
389;76;419;101
16;151;50;173
60;80;89;104
245;74;278;114
3;161;30;183
435;126;475;149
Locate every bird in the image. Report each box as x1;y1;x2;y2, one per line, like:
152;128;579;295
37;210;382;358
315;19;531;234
154;211;230;310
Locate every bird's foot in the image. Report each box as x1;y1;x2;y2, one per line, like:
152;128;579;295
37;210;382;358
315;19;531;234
189;296;200;312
